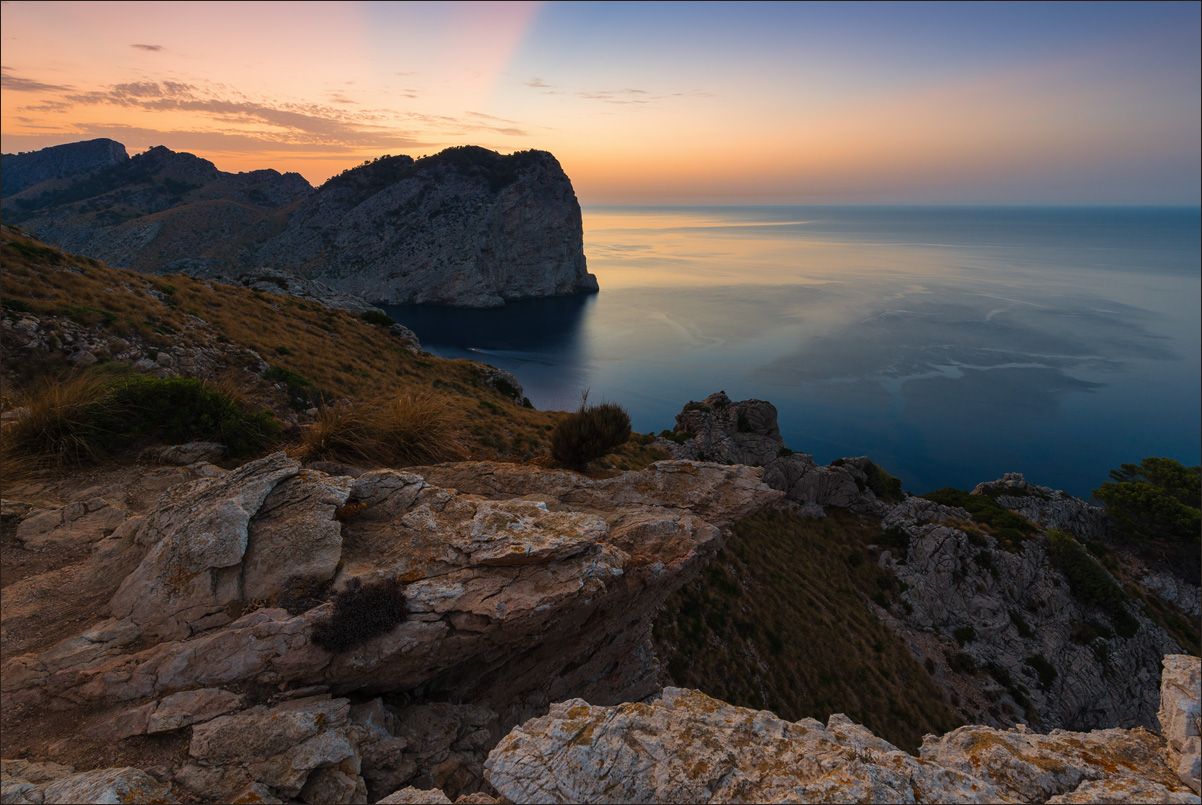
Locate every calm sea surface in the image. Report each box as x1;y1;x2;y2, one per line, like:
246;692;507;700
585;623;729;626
382;206;1201;497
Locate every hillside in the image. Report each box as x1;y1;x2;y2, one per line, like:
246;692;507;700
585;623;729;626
0;226;650;474
1;140;598;308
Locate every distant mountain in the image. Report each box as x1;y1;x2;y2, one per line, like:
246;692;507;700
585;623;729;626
0;140;597;308
0;138;129;196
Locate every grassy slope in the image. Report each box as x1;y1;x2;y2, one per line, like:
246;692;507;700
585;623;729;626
654;507;963;753
0;225;663;470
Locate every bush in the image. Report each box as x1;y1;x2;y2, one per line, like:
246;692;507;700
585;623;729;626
296;390;465;467
864;461;905;503
361;310;397;327
1093;457;1201;546
920;487;1036;550
93;376;281;456
0;373;112;469
551;400;631;471
1047;529;1136;636
1;374;282;472
953;626;976;646
310;577;407;652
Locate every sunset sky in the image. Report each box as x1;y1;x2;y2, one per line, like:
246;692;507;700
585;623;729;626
2;1;1199;204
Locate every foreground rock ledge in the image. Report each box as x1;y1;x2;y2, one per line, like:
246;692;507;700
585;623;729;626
484;662;1201;805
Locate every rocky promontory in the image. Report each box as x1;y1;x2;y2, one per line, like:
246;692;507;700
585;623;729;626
1;141;597;308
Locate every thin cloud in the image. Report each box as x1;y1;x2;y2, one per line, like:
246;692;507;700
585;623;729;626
131;44;164;52
1;67;71;93
525;77;553;89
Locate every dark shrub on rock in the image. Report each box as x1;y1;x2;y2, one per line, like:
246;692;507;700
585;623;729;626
310;577;408;652
551;401;631;471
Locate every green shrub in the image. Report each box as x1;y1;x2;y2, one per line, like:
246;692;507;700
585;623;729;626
1047;529;1137;636
310;577;407;652
864;461;905;503
551;401;631;471
360;310;397;327
93;376;281;456
1093;457;1201;545
1;298;33;314
920;487;1036;550
1009;610;1035;639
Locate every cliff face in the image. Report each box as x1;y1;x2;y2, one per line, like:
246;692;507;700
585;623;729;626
654;392;1197;736
257;147;598;307
0;138;129;196
1;141;597;308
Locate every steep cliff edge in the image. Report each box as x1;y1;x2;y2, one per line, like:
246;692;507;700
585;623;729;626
257;147;598;307
653;392;1198;741
1;141;597;308
0;138;129;196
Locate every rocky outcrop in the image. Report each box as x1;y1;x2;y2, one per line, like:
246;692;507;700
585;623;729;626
0;138;129;196
973;472;1108;540
3;141;598;308
256;147;597;307
1;454;778;801
658;391;891;513
236;267;385;315
657;392;1195;735
1160;655;1202;793
482;683;1198;804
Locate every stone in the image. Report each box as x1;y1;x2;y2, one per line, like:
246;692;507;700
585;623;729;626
1159;655;1202;793
181;696;365;802
377;787;452;804
41;767;173;804
485;687;1197;805
108;452;300;639
139;442;225;466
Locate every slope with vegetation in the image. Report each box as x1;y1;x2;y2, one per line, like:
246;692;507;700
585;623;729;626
0;226;658;480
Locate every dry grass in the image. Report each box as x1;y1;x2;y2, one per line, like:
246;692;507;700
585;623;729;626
653;507;964;752
0;373;113;474
294;389;466;468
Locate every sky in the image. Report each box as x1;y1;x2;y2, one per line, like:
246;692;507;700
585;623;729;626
2;1;1199;204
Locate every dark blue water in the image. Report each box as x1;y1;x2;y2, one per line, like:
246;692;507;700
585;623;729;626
383;206;1201;497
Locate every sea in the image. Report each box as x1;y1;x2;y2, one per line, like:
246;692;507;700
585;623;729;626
381;206;1202;498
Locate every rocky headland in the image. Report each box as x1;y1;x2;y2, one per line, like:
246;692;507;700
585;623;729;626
1;140;597;308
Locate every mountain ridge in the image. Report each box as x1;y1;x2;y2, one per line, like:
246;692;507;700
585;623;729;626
1;140;597;308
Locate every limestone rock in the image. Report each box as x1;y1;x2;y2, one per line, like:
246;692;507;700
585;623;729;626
41;767;173;804
485;686;1197;804
1159;655;1202;793
485;687;1014;804
139;442;225;466
7;141;597;309
972;472;1107;540
378;787;452;804
1;138;128;196
109;453;301;639
178;696;366;803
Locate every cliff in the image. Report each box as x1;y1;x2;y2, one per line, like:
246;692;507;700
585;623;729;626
1;141;597;308
653;392;1199;742
0;138;129;196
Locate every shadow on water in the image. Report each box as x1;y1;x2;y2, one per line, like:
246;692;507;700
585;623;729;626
380;294;596;412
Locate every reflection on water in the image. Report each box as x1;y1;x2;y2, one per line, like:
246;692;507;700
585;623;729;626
383;206;1201;497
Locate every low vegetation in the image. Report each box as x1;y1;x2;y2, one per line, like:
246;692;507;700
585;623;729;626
309;577;408;652
1;227;664;475
1;373;280;474
1047;529;1139;638
550;398;631;472
653;507;962;752
919;487;1036;551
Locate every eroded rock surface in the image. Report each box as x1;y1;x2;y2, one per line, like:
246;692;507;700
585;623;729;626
1159;655;1202;793
1;455;778;802
484;686;1199;804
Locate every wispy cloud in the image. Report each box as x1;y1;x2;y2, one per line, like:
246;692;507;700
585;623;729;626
1;67;71;93
131;43;164;52
523;77;708;106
